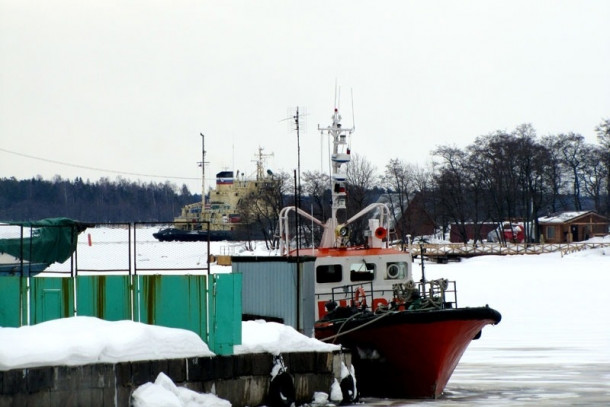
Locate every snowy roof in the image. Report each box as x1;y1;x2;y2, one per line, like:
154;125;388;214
538;211;594;224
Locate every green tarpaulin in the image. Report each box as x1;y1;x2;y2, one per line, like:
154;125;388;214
0;218;90;265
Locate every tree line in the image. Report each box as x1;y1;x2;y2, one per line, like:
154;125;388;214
0;176;199;223
240;119;610;246
429;120;609;243
3;118;608;246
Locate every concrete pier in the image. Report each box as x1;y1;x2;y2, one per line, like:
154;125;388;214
0;350;351;407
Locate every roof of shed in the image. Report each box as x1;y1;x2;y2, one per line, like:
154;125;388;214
538;211;607;224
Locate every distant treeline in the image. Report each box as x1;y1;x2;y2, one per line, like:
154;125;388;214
0;176;199;223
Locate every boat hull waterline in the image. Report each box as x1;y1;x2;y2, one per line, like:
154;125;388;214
315;306;501;398
152;228;232;242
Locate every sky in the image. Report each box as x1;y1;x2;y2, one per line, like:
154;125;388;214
1;0;609;194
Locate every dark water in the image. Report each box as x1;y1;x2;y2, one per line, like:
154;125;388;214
347;363;610;406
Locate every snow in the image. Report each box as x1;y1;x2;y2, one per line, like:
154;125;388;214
131;372;231;407
538;210;593;223
235;320;339;355
2;227;610;406
0;318;339;372
0;317;213;370
0;318;340;406
422;246;610;365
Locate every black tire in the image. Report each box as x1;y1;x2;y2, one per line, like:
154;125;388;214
340;374;358;404
268;371;295;407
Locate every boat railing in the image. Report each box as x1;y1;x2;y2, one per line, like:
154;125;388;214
325;279;458;312
327;281;375;309
417;279;457;309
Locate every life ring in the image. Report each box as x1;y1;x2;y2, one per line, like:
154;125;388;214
374;227;387;239
354;286;367;308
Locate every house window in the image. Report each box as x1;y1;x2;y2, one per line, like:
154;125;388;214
350;262;375;281
546;226;555;239
316;264;342;283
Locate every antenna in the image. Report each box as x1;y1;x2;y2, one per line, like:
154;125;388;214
252;146;274;180
334;79;338;109
280;105;308;200
199;133;206;206
337;87;341;110
294;107;302;209
351;88;356;130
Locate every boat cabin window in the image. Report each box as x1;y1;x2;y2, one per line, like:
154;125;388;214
385;262;407;280
316;264;342;283
350;262;375;282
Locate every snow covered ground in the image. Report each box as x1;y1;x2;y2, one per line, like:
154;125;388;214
424;246;610;366
390;245;610;406
2;228;609;405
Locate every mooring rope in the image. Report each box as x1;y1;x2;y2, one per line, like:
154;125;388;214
321;309;396;343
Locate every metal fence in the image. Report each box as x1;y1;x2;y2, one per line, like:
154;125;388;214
0;221;240;354
1;221;212;276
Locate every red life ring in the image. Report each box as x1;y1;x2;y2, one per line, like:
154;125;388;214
354;286;367;308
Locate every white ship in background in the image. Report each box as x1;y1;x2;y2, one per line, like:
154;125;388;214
154;135;275;242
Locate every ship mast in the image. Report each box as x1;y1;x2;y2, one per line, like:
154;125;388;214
279;104;392;254
318;108;354;239
199;133;206;209
253;147;274;181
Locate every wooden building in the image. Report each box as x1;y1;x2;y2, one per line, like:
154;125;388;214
395;194;436;240
538;211;609;243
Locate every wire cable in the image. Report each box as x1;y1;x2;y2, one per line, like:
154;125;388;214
0;147;200;181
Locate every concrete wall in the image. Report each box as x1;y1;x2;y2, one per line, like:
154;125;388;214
0;351;349;407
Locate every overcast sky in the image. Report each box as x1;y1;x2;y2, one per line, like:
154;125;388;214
1;0;609;194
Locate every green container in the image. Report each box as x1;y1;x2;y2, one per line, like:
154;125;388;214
0;276;24;327
30;277;74;324
136;275;207;340
2;272;243;356
208;273;242;355
77;275;132;321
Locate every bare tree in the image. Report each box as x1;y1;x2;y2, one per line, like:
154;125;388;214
382;158;416;243
596;118;610;216
346;153;378;244
346;153;377;212
581;144;607;214
300;170;330;246
540;135;567;213
435;125;552;243
236;171;290;249
471;131;523;222
433;146;485;244
512;124;549;242
301;170;330;222
557;133;587;211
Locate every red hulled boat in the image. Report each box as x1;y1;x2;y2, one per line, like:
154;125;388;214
278;106;501;399
315;293;501;398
